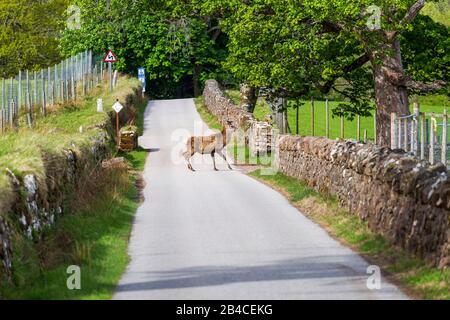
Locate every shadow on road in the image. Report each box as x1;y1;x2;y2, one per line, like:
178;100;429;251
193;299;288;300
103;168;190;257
115;255;369;292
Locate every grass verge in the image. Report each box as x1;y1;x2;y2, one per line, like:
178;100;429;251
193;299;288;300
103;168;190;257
0;90;148;299
249;169;450;300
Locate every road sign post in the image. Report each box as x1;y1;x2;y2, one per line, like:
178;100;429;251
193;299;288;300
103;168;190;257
103;49;118;92
112;99;124;147
138;67;146;97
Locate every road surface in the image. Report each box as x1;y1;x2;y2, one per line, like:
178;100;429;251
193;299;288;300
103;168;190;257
114;98;407;300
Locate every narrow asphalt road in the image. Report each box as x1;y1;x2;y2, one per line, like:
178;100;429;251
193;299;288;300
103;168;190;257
114;98;407;300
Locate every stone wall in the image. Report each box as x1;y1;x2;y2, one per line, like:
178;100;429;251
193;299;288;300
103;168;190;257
0;86;142;281
203;80;272;155
277;135;450;268
203;79;450;268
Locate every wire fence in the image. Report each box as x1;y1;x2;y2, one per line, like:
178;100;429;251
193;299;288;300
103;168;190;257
391;102;449;167
0;50;109;133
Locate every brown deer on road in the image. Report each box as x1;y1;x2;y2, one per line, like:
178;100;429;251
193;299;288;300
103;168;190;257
183;120;236;171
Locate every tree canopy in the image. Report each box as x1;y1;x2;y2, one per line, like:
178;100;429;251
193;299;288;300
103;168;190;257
199;0;449;144
1;0;448;144
0;0;68;78
60;0;228;98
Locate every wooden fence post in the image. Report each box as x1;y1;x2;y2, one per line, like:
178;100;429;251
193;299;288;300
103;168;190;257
357;115;361;141
420;112;425;160
390;112;397;149
430;113;435;164
311;97;315;136
403;116;408;151
340;109;344;139
325;98;329;138
374;113;377;144
442;109;447;165
412;102;420;155
18;70;22;111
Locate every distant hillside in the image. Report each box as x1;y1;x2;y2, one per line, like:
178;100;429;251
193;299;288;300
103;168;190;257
422;0;450;26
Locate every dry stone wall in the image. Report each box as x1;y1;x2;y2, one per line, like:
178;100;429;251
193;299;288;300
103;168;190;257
203;79;450;268
203;80;272;155
0;86;141;281
277;135;450;268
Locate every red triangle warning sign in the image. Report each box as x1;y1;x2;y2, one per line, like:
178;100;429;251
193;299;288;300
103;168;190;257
103;50;118;63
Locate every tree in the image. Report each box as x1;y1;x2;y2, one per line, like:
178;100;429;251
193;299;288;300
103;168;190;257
0;0;68;77
206;0;448;145
60;0;227;98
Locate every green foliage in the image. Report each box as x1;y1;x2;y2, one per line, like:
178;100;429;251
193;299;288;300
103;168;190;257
0;0;68;77
401;14;450;96
208;0;449;119
422;0;450;26
60;0;227;98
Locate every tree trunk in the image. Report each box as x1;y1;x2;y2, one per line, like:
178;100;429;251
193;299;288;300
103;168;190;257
239;83;258;113
372;39;410;147
268;97;289;134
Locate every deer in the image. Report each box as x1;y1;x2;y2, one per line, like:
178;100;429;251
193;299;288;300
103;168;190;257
183;119;236;171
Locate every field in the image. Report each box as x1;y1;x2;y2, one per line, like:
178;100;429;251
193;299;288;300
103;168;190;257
225;90;450;142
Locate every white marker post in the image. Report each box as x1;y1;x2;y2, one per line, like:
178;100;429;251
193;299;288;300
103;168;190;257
112;99;124;147
97;98;103;112
103;49;118;92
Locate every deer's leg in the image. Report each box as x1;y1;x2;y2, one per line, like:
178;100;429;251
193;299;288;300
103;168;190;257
184;138;195;171
211;150;218;171
217;149;232;170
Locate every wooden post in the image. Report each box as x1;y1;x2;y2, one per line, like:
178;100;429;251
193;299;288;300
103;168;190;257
412;102;420;155
340;109;344;139
40;69;45;115
390;112;397;149
442;109;447;165
310;97;314;136
54;64;58;102
403;116;408;151
420;112;425;160
357;115;361;141
26;70;30;110
364;129;368;143
295;103;299;135
398;118;402;150
2;79;5;126
60;63;64;103
18;70;22;111
47;67;51;106
373;114;377;144
9;78;13;124
33;71;37;108
109;62;113;92
116;110;120;147
430;113;435;164
325;98;329;138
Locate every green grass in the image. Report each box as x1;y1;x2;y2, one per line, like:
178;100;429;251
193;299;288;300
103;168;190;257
1;149;146;299
225;90;450;141
249;169;450;300
0;82;148;300
0;77;141;198
194;96;222;131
